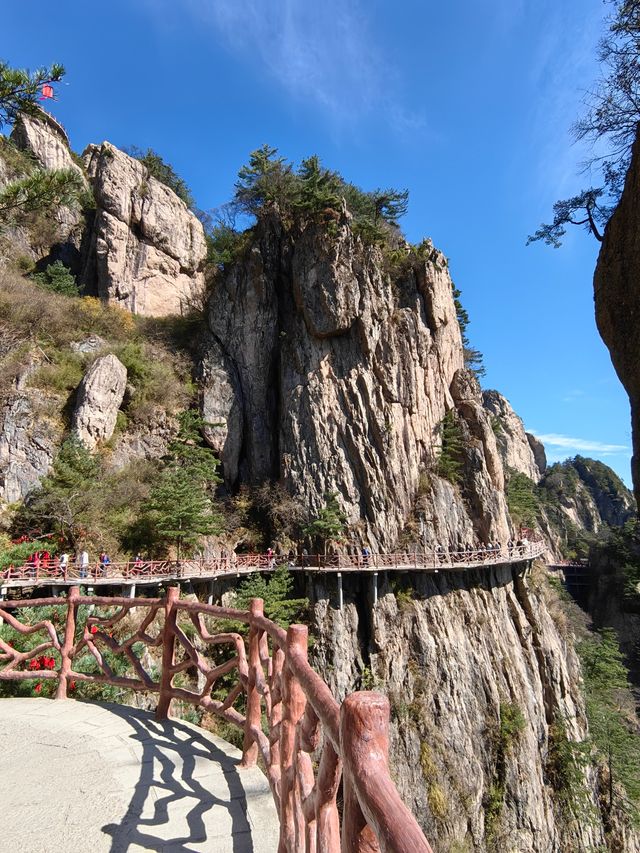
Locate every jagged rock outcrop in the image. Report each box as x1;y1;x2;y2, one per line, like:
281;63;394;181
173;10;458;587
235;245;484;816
594;129;640;506
81;142;206;317
527;434;546;475
482;390;542;482
198;333;244;486
309;568;620;852
451;371;511;544
205;213;511;548
71;354;127;450
10;111;84;178
107;408;176;471
0;392;61;504
541;457;635;536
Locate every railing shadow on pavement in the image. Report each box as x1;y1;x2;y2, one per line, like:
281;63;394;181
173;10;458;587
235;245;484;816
99;703;258;853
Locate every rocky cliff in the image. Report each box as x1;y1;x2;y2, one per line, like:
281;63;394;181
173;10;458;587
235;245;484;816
594;129;640;506
203;213;511;549
2;112;206;318
81;142;206;316
308;566;637;852
482;390;544;482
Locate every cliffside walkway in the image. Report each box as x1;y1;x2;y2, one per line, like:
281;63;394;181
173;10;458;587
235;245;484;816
0;541;545;592
0;697;279;852
0;589;435;852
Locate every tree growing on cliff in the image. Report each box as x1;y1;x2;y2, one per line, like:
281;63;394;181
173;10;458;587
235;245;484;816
0;60;65;128
142;411;222;558
125;146;195;208
453;284;486;379
579;628;640;825
0;167;86;229
303;492;348;554
437;410;465;484
529;1;640;246
234;564;308;627
232;145;409;246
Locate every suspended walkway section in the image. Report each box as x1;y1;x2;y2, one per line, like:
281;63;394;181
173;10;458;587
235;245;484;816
0;541;546;594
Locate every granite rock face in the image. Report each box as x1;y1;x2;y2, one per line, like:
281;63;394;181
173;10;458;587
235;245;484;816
205;214;512;549
0;393;61;504
482;390;542;482
308;568;617;852
81;142;206;317
72;354;127;450
594;129;640;504
3;111;87;265
10;111;84;177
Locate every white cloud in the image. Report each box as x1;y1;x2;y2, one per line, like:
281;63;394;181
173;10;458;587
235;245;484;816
525;1;607;202
145;0;426;135
146;0;421;129
532;432;629;455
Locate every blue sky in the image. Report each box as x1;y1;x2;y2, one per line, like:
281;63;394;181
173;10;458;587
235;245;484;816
2;0;633;484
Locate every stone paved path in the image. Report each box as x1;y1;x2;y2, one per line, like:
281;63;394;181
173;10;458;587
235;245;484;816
0;698;279;852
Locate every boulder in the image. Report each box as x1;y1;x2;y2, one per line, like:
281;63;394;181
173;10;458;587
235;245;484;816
82;143;206;317
72;354;127;450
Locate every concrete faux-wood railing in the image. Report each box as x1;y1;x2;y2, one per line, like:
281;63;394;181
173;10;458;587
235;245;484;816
0;541;545;590
0;588;432;853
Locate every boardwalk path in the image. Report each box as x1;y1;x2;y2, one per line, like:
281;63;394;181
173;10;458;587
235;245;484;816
0;542;545;591
0;698;279;853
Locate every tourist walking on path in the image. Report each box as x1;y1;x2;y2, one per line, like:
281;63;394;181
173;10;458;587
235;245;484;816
99;551;111;577
58;552;69;576
78;549;89;579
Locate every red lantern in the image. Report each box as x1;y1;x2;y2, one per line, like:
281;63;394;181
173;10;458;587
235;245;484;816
40;84;54;100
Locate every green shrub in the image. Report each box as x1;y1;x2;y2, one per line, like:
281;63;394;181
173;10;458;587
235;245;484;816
28;348;85;394
31;261;79;297
546;715;594;823
499;702;526;751
125;146;194;208
437;410;464;484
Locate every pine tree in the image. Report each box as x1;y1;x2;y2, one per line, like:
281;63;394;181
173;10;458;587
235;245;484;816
143;411;222;558
16;437;100;547
297;156;342;213
0;60;65;128
0;168;86;228
303;492;347;554
234;564;308;627
144;469;221;560
234;145;294;216
437;411;465;484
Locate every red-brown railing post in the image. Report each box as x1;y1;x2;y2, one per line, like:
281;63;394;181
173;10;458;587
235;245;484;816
56;586;79;700
280;624;308;852
241;597;263;768
156;586;179;720
340;693;381;853
340;692;433;853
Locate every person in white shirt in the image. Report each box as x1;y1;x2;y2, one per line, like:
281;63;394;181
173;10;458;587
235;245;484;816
78;549;89;578
59;553;69;576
